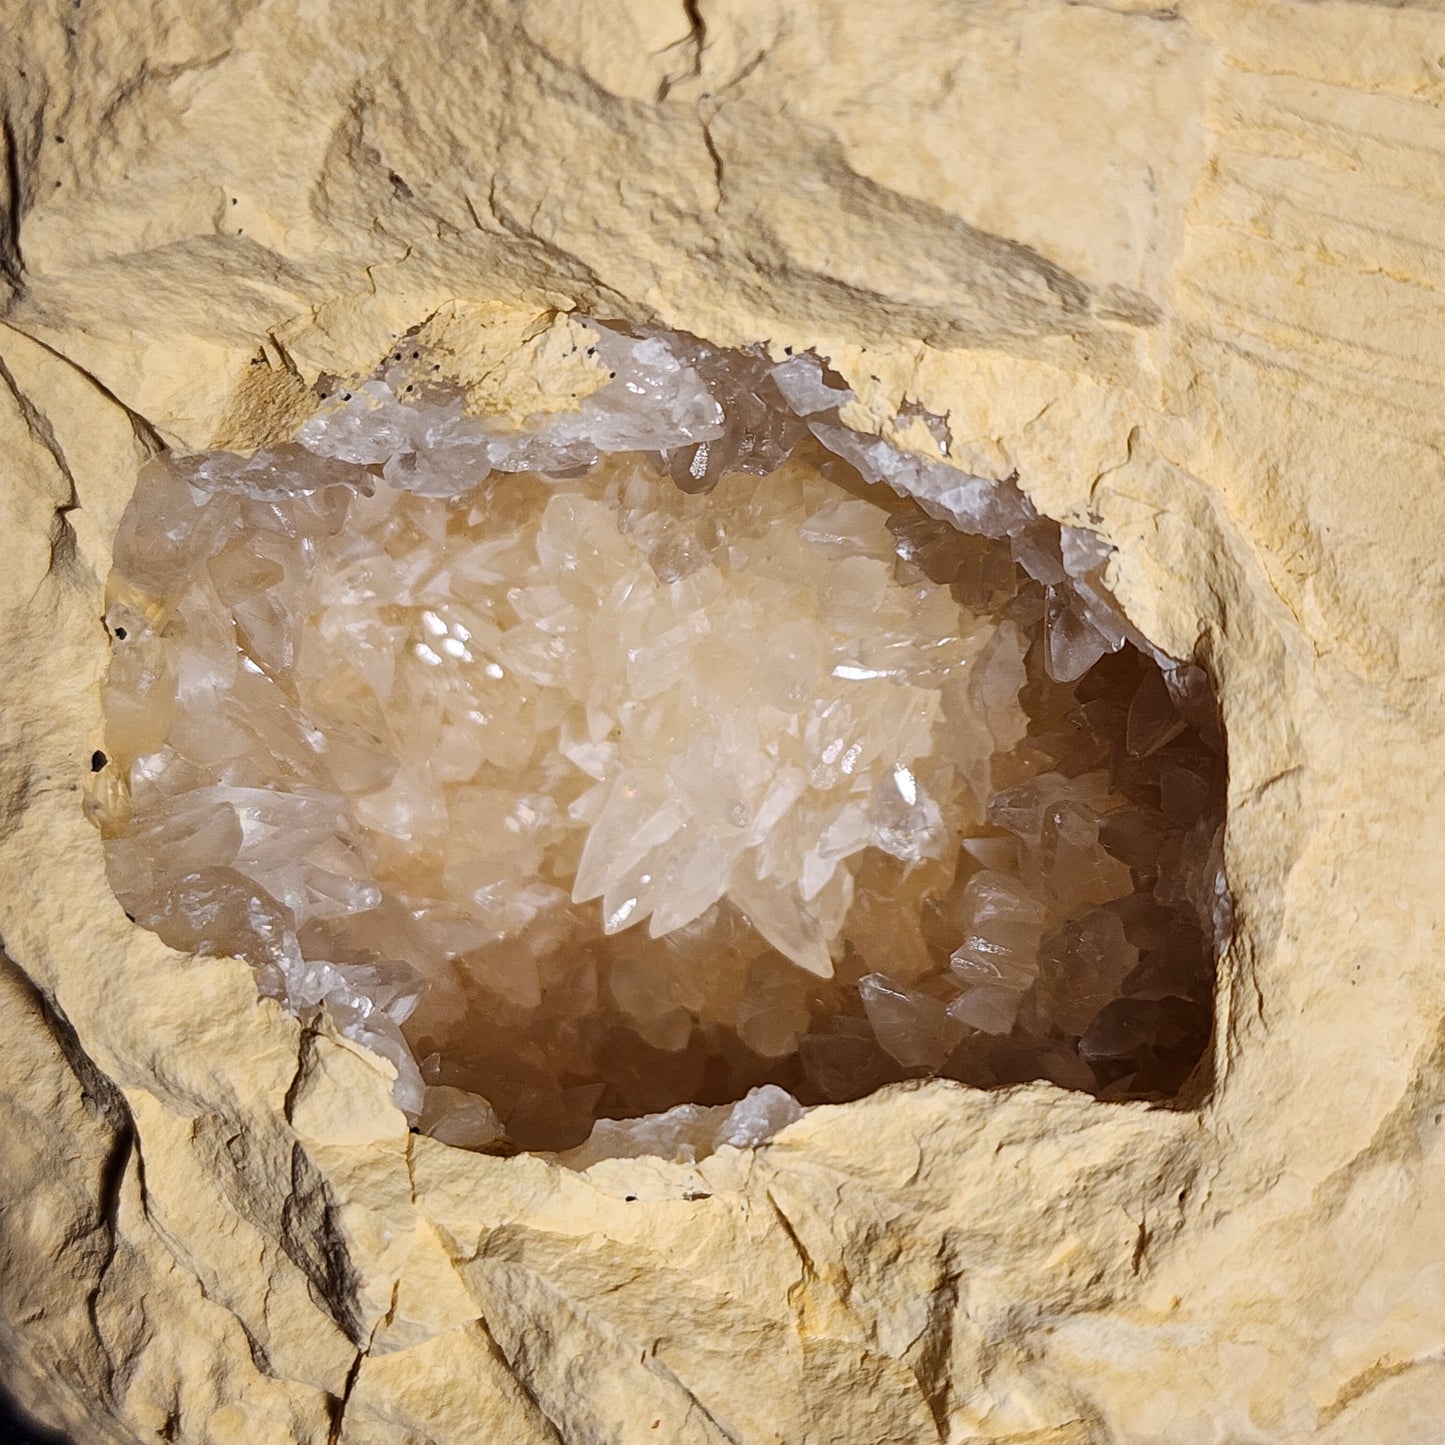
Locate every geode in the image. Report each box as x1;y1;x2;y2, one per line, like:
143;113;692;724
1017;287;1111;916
92;320;1228;1158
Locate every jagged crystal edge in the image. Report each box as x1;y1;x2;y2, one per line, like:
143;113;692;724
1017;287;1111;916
102;317;1226;1162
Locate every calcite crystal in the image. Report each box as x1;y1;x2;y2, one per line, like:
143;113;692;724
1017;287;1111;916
95;321;1225;1155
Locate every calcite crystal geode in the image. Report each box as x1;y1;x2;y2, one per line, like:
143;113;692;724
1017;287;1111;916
4;0;1445;1438
94;320;1225;1157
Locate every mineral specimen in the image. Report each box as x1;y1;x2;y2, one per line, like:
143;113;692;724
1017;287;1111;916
93;321;1227;1156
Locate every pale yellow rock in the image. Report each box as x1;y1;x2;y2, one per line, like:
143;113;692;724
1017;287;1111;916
1;1;1442;1442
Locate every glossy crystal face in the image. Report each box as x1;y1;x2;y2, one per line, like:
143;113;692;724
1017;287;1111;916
93;322;1228;1158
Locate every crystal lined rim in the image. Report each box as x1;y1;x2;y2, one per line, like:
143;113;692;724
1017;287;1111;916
91;317;1229;1164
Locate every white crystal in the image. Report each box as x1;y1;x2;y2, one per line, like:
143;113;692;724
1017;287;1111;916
99;319;1226;1157
713;1084;804;1150
769;354;853;415
807;422;1035;539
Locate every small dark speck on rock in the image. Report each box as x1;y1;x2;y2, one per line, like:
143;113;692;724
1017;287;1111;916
123;911;136;923
91;750;107;772
624;1194;637;1202
112;626;127;640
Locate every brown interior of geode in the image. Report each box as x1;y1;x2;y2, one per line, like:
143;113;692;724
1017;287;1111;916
89;325;1226;1155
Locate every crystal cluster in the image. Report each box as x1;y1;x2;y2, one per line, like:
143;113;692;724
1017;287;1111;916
93;320;1227;1158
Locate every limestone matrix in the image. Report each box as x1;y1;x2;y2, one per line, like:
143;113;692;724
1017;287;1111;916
1;1;1443;1441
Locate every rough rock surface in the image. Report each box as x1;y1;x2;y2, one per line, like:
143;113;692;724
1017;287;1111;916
1;1;1443;1440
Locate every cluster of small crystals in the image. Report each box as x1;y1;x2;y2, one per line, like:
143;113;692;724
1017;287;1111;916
93;320;1228;1160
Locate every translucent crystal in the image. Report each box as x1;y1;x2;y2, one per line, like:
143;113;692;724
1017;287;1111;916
807;422;1036;539
482;326;726;475
949;872;1047;990
859;974;964;1070
660;338;806;491
713;1084;805;1149
418;1086;504;1149
769;354;853;416
946;984;1023;1036
96;320;1228;1159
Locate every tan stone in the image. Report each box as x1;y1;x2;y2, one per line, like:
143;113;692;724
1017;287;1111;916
1;0;1443;1439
